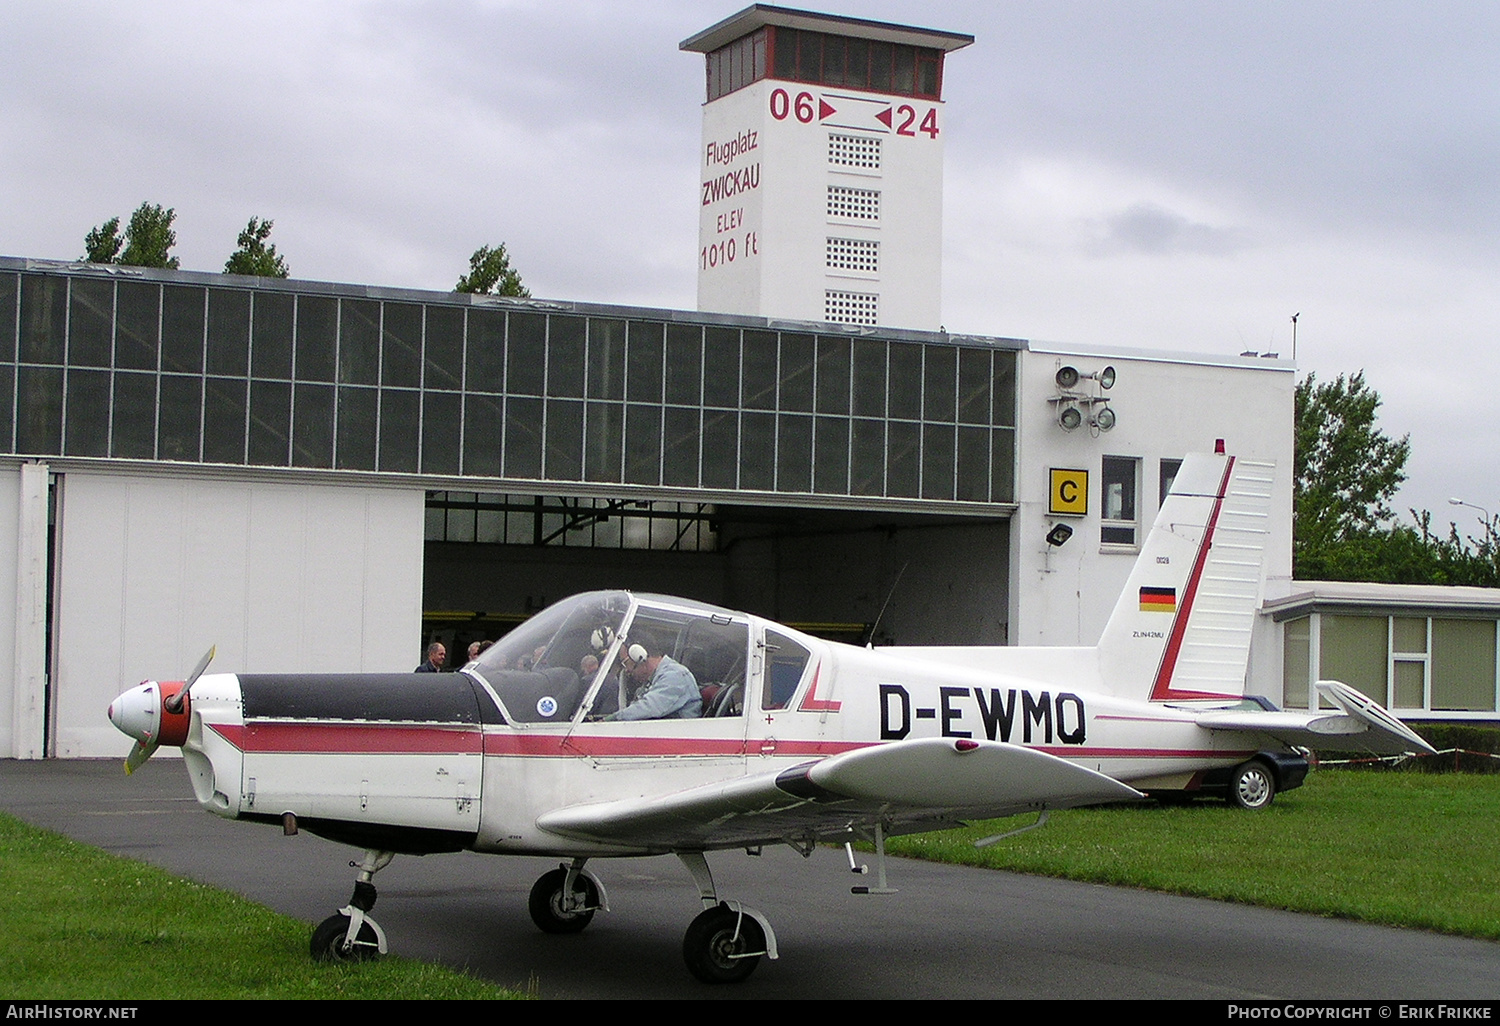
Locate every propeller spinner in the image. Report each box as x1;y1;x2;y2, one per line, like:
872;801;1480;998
107;646;216;774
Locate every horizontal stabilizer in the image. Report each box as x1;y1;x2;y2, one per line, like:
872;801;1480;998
536;738;1141;852
1194;681;1436;756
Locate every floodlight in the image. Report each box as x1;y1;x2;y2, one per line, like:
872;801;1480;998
1057;403;1082;430
1097;366;1116;389
1055;366;1080;389
1046;523;1074;547
1093;406;1116;431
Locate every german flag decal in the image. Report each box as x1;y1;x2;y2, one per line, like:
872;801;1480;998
1140;587;1177;613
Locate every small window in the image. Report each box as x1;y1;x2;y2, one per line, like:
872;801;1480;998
1101;455;1140;546
763;629;811;710
1159;458;1182;506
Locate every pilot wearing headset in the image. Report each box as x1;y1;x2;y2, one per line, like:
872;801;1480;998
604;642;701;721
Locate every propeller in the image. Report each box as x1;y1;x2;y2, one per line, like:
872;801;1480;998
108;645;216;775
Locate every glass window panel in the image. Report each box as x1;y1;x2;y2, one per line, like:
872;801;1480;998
294;295;337;383
424;305;464;390
506;312;546;395
814;416;849;494
1393;660;1425;710
111;371;156;459
815;337;850;415
1319;615;1389;707
1283;617;1311;709
544;398;583;480
584;401;624;483
886;420;919;497
822;34;846;86
796;29;822;80
477;507;503;544
1432;619;1496;711
850;418;884;496
202;377;247;463
957;349;991;424
339;299;380;386
626;321;664;403
916;51;940;97
379;388;420;473
161;285;204;374
991;428;1015;502
292;383;334;468
624;403;662;485
205;289;250;376
251;291;293;379
887;344;922;419
462;393;501;477
587;319;626;400
68;278;113;368
466;308;506;393
381;302;423;389
336;386;378;471
703;327;740;408
19;274;66;365
662;406;701;487
247;379;291;465
1160;458;1183;505
893;44;916;94
702;409;737;489
0;273;16;363
740;411;774;491
666;323;703;405
764;629;811;710
741;330;777;410
851;339;887;418
546;316;585;398
921;423;954;500
776;413;811;492
0;364;12;452
922;345;956;422
845;37;870;90
114;281;159;371
778;333;814;412
422;390;462;476
957;426;989;502
504;396;542;479
65;369;111;456
772;27;797;79
158;372;202;462
1101;455;1140;544
992;353;1017;427
16;366;63;454
1393;617;1427;653
870;41;893;92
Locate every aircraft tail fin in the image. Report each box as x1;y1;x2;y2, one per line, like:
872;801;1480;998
1096;450;1275;701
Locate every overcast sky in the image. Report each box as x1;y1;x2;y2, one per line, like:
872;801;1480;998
3;1;1497;529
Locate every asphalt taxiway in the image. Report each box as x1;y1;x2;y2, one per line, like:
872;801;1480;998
3;758;1498;1000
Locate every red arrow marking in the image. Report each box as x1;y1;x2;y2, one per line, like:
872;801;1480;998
875;106;893;128
819;98;836;120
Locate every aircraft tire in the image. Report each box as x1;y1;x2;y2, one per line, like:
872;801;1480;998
310;913;380;963
1228;760;1277;810
528;868;598;934
682;903;764;984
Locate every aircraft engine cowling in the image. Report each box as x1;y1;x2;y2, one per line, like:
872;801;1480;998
108;680;191;749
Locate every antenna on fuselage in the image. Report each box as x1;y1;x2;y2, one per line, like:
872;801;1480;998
866;562;909;648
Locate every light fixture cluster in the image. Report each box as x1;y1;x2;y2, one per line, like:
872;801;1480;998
1048;364;1117;434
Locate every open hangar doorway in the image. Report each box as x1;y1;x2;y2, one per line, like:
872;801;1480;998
420;491;1011;659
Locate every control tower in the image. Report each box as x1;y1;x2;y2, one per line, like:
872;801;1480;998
681;5;972;331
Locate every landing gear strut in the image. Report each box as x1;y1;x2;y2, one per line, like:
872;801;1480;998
676;852;777;984
528;859;609;934
310;849;393;962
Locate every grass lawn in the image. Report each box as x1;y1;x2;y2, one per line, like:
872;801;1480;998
886;769;1500;940
0;812;526;1000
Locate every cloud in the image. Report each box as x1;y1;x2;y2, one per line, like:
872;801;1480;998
1094;203;1246;256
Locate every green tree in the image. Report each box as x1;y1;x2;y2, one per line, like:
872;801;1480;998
1293;372;1409;576
82;217;123;263
224;217;289;278
455;243;529;297
118;202;180;268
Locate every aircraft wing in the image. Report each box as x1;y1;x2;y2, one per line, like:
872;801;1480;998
534;737;1142;853
1194;680;1436;756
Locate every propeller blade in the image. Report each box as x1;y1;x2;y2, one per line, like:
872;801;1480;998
124;738;158;775
163;645;216;714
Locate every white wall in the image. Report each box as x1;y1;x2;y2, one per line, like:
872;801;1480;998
1010;345;1295;653
51;471;424;758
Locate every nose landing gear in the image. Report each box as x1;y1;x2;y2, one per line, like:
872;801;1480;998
311;850;393;962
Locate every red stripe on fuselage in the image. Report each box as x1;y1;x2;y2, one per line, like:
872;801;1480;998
1149;457;1240;702
209;721;483;754
483;733;870;758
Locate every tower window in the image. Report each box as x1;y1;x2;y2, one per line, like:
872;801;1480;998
825;290;878;326
827;185;880;221
826;238;879;274
828;133;881;171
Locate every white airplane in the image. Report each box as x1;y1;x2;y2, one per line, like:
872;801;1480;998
107;448;1433;983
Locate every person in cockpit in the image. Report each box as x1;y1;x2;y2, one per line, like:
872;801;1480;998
604;643;701;721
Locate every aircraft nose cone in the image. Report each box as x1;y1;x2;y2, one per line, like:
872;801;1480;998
108;683;160;745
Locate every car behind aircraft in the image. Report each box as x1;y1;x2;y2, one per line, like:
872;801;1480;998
107;448;1433;982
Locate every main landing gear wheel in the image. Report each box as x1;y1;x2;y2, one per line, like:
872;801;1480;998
683;903;766;984
310;913;380;963
1229;760;1276;810
529;867;599;934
